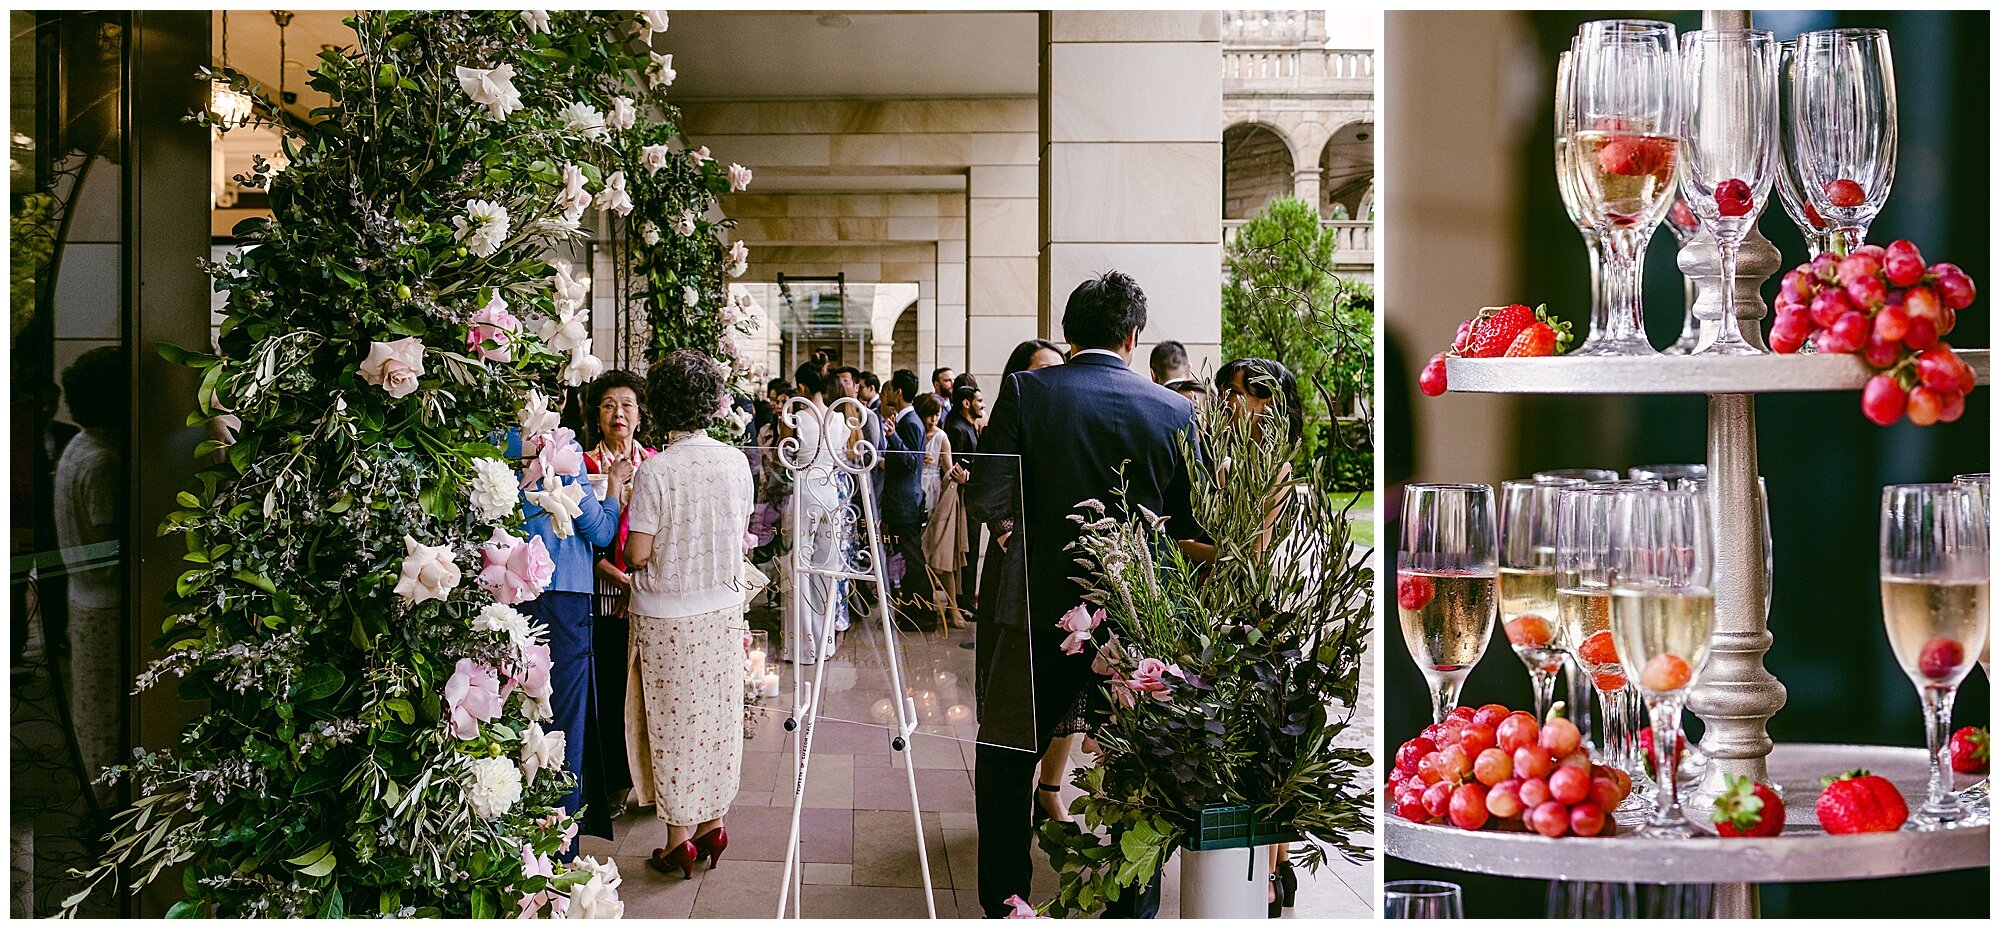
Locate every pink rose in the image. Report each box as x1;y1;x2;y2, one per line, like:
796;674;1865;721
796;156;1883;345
1106;679;1137;710
1091;630;1126;677
516;842;565;919
1002;895;1041;918
516;642;553;702
522;428;583;486
1127;657;1178;702
478;528;554;605
443;657;503;740
1057;604;1104;656
359;337;425;399
466;295;519;363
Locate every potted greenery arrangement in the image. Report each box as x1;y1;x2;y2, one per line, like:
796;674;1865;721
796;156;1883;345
1035;376;1375;917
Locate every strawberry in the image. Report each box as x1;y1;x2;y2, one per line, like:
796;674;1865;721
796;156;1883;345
1712;773;1784;838
1950;726;1989;775
1637;726;1685;780
1917;635;1966;680
1577;630;1619;669
1504;323;1559;357
1462;304;1540;358
1397;572;1435;611
1814;769;1908;834
1715;178;1754;218
1597;136;1666;177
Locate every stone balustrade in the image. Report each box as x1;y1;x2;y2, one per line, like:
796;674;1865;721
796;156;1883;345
1223;46;1374;92
1223;218;1373;262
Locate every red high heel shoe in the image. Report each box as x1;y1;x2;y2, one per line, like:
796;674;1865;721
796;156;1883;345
692;826;728;869
648;840;699;879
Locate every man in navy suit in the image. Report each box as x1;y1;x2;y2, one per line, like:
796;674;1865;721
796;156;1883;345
967;270;1197;918
878;368;935;627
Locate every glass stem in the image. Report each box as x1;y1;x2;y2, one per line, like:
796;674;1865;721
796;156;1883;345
1713;238;1746;349
1531;666;1559;721
1566;655;1594;753
1921;684;1963;816
1584;233;1607;341
1430;679;1464;726
1648;695;1689;827
1596;686;1623;767
1826;226;1866;258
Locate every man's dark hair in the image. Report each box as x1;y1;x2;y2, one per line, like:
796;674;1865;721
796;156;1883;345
586;369;650;443
953;371;979;393
887;368;922;403
767;377;793;397
62;346;127;430
952;384;979;406
930;366;954;386
832;365;863;383
1002;339;1065;378
1061;270;1147;350
912;393;941;419
648;350;728;434
1149;340;1188;381
793;361;828;399
859;370;880;391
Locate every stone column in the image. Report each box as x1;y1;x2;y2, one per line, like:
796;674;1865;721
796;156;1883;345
1292;167;1322;215
1041;11;1224;374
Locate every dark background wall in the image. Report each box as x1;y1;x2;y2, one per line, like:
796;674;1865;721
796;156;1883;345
1384;9;1989;918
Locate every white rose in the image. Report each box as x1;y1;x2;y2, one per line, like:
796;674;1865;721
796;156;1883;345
519;10;550;33
519;389;561;438
640;144;670;175
527;479;586;539
465;756;523;819
558;101;606;141
468;456;520;523
557;163;592;221
638;221;660;246
522;695;554;722
562;341;605;388
672;210;697;236
455;63;523;121
452;199;510;258
646;52;676;88
606;96;636;132
572;871;624;919
637;10;670;35
728;163;752;192
519;721;567;785
529;213;581;242
687;145;712;166
682;285;699;307
392;535;460;604
598;171;633;217
551;260;589;311
540;307;589;353
728;240;749;278
359;337;425;399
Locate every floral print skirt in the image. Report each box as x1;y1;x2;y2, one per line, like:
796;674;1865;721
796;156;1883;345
628;603;747;827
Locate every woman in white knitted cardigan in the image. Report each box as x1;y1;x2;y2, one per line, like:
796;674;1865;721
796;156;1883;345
624;351;757;878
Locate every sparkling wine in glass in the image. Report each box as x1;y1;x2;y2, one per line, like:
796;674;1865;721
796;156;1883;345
1556;482;1662;783
1610;487;1715;838
1569;18;1681;357
1556;47;1611;354
1680;28;1779;356
1881;483;1991;829
1399;483;1500;724
1501;479;1574;718
1791;28;1896;255
1953;473;1992;674
1776;39;1834;257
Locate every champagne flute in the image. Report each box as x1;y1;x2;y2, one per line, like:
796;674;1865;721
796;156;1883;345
1570;19;1681;356
1556;47;1612;354
1662;195;1702;355
1399;483;1499;724
1951;472;1991;812
1776;39;1833;257
1791;28;1897;256
1881;483;1990;828
1610;487;1715;838
1535;466;1618;746
1679;28;1779;356
1501;479;1576;718
1556;483;1655;782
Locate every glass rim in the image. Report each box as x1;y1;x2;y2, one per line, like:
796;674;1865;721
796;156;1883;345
1884;481;1971;494
1681;27;1777;43
1405;481;1492;493
1382;880;1462;898
1579;18;1676;36
1505;476;1577;489
1797;26;1890;42
1953;472;1990;484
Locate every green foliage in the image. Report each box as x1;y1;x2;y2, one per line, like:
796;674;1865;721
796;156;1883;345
1221;196;1374;482
1036;388;1375;917
65;11;726;917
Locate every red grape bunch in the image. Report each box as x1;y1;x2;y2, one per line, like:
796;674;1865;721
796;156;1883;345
1768;240;1979;426
1388;703;1632;838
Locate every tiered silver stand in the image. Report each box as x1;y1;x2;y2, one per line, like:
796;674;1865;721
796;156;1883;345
1387;349;1992;917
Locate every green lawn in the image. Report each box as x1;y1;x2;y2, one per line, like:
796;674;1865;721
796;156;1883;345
1338;490;1375;549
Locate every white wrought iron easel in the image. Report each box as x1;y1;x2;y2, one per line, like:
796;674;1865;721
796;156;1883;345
774;396;937;919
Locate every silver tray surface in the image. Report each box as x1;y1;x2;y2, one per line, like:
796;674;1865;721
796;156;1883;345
1446;348;1990;395
1386;743;1989;884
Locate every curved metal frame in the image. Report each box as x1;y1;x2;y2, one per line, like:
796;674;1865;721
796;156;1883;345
774;396;936;919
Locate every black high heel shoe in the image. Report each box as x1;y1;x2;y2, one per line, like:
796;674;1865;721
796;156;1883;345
1267;859;1297;917
1031;782;1073;828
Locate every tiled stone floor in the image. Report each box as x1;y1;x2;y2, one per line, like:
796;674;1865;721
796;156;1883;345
589;606;1377;919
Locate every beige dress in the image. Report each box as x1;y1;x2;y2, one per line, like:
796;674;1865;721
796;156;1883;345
922;437;969;570
624;433;757;826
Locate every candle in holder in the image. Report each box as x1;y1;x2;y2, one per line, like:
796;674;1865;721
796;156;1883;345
747;648;767;682
761;671;781;697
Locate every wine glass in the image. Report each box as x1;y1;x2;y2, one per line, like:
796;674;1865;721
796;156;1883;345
1790;28;1897;255
1556;484;1644;781
1610;487;1715;838
1881;483;1990;828
1679;28;1779;356
1536;468;1619;484
1556;47;1611;354
1501;479;1575;718
1535;466;1619;742
1399;483;1499;724
1776;39;1833;257
1569;19;1681;356
1630;463;1706;485
1662;195;1702;355
1384;881;1464;919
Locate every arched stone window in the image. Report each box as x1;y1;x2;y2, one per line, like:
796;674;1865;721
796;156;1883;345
1222;122;1296;220
1319;120;1374;220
